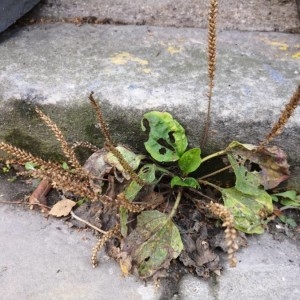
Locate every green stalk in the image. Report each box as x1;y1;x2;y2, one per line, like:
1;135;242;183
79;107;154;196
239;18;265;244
201;149;227;164
169;188;183;219
198;179;222;192
198;165;232;180
154;165;175;177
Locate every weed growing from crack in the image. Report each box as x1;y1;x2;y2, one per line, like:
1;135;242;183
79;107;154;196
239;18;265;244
0;0;299;282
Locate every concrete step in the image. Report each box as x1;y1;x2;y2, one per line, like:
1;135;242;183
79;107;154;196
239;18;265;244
22;0;300;33
0;24;299;189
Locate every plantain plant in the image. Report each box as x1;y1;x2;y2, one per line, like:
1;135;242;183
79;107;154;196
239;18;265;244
0;0;299;280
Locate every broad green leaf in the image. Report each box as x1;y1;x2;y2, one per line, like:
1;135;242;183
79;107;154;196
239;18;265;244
120;210;183;278
226;141;290;189
105;145;145;180
227;154;261;196
171;176;200;189
124;164;157;201
121;164;157;237
141;111;188;162
178;148;201;175
222;187;273;234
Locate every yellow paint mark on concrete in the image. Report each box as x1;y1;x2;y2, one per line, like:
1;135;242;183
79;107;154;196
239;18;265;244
167;45;182;55
292;52;300;59
110;52;149;66
270;41;289;51
142;68;151;74
261;38;300;59
262;39;289;51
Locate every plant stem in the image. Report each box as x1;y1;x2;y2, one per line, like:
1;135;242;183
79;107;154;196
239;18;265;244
201;149;227;163
155;165;175;177
198;179;222;192
198;165;232;180
169;188;183;219
280;206;300;211
200;0;218;148
70;210;108;234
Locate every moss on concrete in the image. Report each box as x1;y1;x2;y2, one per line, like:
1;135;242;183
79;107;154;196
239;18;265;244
0;97;147;163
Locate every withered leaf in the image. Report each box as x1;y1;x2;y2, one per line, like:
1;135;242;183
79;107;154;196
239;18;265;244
227;141;290;189
49;199;76;217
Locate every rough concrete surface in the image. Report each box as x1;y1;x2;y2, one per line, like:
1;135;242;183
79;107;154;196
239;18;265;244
0;205;159;300
25;0;300;33
0;24;299;188
1;202;300;299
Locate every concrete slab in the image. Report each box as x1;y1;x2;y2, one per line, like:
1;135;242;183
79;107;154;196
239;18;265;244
179;234;300;299
0;24;299;188
1;202;299;300
23;0;300;33
0;204;160;300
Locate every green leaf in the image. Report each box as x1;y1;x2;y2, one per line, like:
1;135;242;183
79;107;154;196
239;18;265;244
227;154;261;196
120;206;129;237
222;187;273;234
171;176;200;189
272;190;300;208
25;162;37;171
76;199;86;206
280;197;300;208
278;215;297;228
2;164;10;173
178;148;201;175
62;162;69;170
105;145;145;180
223;154;274;233
272;190;297;201
124;164;157;201
7;176;17;182
121;164;157;237
120;210;183;278
141;111;188;162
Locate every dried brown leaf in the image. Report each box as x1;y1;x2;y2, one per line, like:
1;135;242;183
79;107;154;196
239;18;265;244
49;199;76;217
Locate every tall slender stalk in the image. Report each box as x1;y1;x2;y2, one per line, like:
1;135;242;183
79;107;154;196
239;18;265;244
200;0;218;148
260;84;300;147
